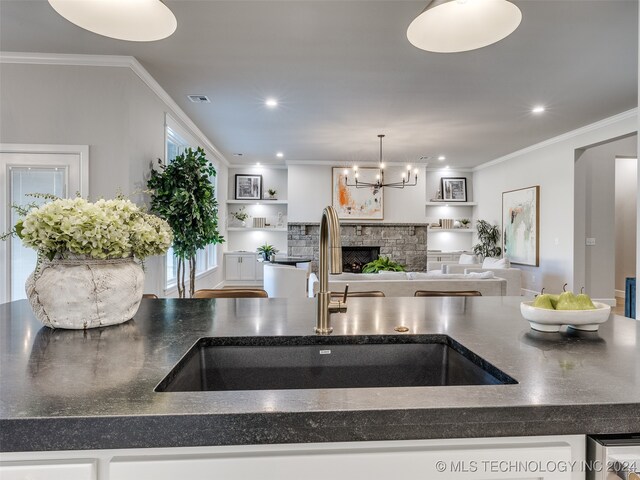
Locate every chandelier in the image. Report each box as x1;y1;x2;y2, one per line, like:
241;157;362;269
343;135;419;190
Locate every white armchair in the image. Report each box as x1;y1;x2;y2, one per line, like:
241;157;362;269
263;264;308;298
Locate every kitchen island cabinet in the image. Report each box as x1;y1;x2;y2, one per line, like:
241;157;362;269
0;297;638;478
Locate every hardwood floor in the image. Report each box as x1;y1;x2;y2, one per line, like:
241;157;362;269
613;296;628;317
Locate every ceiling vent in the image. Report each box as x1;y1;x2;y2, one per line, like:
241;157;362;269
187;94;210;103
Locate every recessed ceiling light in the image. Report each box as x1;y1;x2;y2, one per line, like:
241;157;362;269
532;105;546;114
233;153;243;157
265;98;278;108
48;0;177;42
438;155;446;161
256;162;261;166
276;152;284;158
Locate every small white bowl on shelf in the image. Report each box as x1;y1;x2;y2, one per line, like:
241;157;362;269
520;301;612;332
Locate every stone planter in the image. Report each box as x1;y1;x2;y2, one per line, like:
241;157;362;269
25;255;144;329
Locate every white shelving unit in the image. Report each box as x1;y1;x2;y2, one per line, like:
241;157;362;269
227;227;288;232
425;169;477;252
227;200;288;205
428;228;476;233
425;201;477;206
225;168;288;283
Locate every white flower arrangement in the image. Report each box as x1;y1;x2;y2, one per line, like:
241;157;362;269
14;196;173;261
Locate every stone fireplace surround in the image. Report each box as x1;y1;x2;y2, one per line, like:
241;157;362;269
288;223;428;273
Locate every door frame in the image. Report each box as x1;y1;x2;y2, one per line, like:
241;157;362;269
0;144;89;303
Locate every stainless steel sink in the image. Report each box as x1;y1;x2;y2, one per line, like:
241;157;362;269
155;335;517;392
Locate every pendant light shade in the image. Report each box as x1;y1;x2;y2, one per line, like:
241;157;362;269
407;0;522;53
48;0;177;42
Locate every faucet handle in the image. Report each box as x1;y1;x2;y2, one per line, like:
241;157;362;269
342;284;349;304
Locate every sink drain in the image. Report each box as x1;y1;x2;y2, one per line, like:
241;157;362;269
394;326;410;333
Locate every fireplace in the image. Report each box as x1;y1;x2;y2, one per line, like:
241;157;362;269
342;246;380;273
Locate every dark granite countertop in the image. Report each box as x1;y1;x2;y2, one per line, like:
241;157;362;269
1;297;639;452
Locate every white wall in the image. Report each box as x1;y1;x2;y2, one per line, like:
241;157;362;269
288;165;477;251
288;164;432;223
0;61;229;297
615;157;637;294
473;111;637;295
574;135;637;301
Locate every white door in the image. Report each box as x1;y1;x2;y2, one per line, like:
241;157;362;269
0;144;88;304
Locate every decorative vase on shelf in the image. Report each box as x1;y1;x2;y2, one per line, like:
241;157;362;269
26;255;145;330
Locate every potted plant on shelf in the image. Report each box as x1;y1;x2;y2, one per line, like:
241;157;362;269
147;147;225;298
472;219;502;260
230;206;249;227
460;218;471;229
1;194;173;329
267;188;277;200
257;243;278;261
362;256;406;273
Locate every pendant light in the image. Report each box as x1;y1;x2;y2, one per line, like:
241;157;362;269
407;0;522;53
48;0;177;42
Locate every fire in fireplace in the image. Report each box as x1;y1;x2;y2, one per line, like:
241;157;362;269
341;246;381;273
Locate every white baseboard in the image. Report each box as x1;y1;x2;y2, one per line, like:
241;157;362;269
594;298;617;307
615;289;625;299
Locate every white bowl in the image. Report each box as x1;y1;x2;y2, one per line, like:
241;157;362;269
520;301;612;332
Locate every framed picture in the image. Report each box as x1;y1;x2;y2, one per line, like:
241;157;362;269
332;167;383;220
441;177;467;202
502;185;540;266
235;174;262;200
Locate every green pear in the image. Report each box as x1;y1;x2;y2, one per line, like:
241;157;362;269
533;294;554;309
576;288;596;310
556;291;579;310
548;294;560;309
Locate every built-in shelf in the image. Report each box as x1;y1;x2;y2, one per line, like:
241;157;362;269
227;199;288;205
227;227;288;232
425;202;477;206
428;228;476;233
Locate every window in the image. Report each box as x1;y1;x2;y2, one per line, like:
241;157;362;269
164;117;218;289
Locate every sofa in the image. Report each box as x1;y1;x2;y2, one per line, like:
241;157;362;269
443;265;522;296
309;271;507;297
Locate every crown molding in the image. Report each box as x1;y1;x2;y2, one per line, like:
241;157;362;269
227;163;288;170
0;52;229;167
474;108;638;172
425;167;474;173
285;160;432;169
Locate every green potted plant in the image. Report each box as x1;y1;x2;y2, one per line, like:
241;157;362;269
147;147;224;298
460;218;471;228
257;243;278;261
472;219;502;259
267;188;277;200
362;256;406;273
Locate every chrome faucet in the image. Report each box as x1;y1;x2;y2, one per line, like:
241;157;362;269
315;206;348;334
